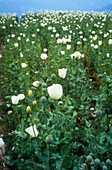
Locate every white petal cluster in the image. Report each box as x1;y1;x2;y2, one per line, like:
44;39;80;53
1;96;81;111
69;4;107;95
25;125;39;137
14;43;19;48
70;51;82;59
109;39;112;45
11;96;19;105
40;53;48;60
18;94;25;100
33;81;40;87
58;68;67;79
0;138;5;148
47;84;63;100
21;63;27;68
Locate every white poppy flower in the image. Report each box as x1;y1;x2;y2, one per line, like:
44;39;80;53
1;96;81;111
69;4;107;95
57;38;62;44
14;43;19;48
109;39;112;45
18;94;25;100
61;51;65;55
74;51;82;59
20;52;23;57
11;96;19;105
98;41;102;46
40;53;48;60
21;63;27;68
94;45;98;49
0;138;5;148
66;44;71;50
56;33;59;37
47;84;63;100
33;81;40;87
43;48;48;52
25;125;39;137
107;53;110;57
58;68;67;79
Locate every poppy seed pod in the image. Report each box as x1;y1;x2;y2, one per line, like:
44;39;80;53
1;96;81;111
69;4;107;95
40;96;47;104
95;158;100;165
37;123;42;129
102;165;108;170
86;155;92;163
42;83;47;88
46;135;53;144
51;74;56;80
106;159;111;166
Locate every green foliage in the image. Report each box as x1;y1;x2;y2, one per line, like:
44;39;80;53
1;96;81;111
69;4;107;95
0;11;112;169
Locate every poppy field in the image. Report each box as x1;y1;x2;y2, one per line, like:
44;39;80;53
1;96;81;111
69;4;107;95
0;11;112;169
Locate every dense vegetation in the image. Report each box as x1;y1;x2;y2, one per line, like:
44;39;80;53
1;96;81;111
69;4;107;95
0;11;112;169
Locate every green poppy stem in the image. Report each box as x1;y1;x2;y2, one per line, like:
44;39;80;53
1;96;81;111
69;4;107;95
65;77;67;97
54;100;58;138
43;104;48;134
48;144;51;168
55;99;58;115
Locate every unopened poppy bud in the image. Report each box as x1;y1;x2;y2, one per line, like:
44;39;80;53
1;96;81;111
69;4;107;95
28;90;32;96
26;72;29;76
75;127;79;131
26;106;31;113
